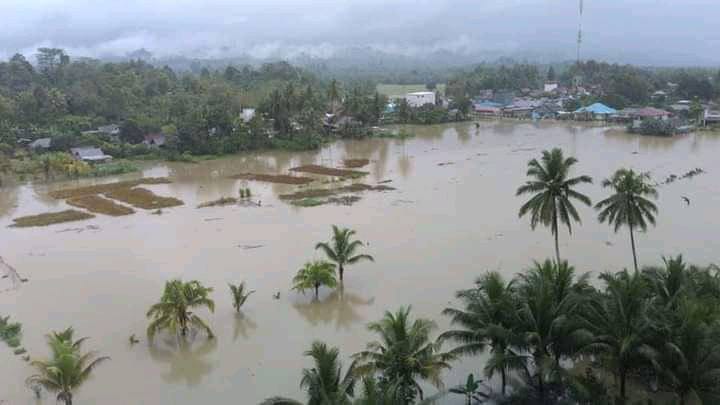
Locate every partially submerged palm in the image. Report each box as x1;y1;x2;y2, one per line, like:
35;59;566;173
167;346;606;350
316;225;374;283
229;282;255;312
146;279;215;340
293;261;338;299
27;328;109;405
300;341;357;405
595;168;658;271
517;148;592;263
353;306;454;402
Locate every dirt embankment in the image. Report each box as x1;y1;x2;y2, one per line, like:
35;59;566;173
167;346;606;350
11;210;96;228
229;173;314;185
66;195;135;216
289;165;368;178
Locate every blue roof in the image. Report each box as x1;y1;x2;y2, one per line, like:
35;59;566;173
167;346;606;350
575;103;617;114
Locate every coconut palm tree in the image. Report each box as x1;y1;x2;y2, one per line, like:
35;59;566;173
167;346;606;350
26;329;109;405
516;148;592;263
300;341;357;405
146;279;215;341
315;225;374;283
642;255;689;310
578;269;657;402
229;282;255;312
595;168;658;272
656;301;720;405
353;306;455;403
440;272;522;395
292;261;338;300
515;260;589;403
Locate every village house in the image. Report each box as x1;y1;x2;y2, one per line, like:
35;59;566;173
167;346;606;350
240;108;256;123
573;103;617;121
405;91;436;108
143;133;166;148
473;101;502;117
70;147;112;163
704;108;720;127
29;137;52;150
543;82;559;93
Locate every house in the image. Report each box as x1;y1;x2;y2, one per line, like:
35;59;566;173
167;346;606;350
544;82;559;93
405;92;436;108
240;108;256;123
533;102;563;120
651;90;668;101
574;103;617;120
704;109;720;126
634;107;672;120
98;124;120;136
143;133;166;148
29;137;52;150
503;99;541;119
70;147;112;163
473;101;502;116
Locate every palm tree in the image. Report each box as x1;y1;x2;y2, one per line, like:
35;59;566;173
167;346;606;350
578;269;657;402
440;272;522;395
229;282;255;312
146;279;215;341
26;329;109;405
515;260;589;403
292;261;338;300
595;168;658;272
353;306;455;403
642;255;688;310
315;225;374;283
300;341;357;405
656;301;720;405
516;148;592;263
328;79;341;112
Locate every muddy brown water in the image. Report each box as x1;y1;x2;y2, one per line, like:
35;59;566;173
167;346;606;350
2;121;720;404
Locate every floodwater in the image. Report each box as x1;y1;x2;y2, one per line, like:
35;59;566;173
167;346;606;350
2;121;720;404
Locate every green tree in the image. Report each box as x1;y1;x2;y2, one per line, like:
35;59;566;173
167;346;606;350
315;225;374;283
300;341;357;405
689;98;704;123
353;306;455;403
26;328;109;405
229;282;255;312
146;279;215;340
578;269;657;402
292;261;338;300
448;374;489;405
328;79;341;112
440;272;521;395
595;169;658;272
517;148;593;263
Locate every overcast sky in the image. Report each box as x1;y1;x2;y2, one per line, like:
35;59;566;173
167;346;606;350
1;0;718;65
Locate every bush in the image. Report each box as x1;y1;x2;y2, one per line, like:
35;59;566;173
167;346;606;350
638;119;677;136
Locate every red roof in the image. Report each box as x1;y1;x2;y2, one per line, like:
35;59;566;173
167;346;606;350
635;107;671;118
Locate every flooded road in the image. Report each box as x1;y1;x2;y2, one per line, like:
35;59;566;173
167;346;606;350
2;121;720;404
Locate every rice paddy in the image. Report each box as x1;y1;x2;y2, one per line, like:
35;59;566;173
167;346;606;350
279;183;395;201
104;188;184;210
289;165;368;178
343;159;370;168
67;195;136;216
49;177;172;199
197;197;238;208
11;210;95;228
229;173;314;185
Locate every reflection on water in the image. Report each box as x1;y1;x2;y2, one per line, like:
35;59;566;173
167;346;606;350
147;336;218;386
233;313;258;341
293;287;375;330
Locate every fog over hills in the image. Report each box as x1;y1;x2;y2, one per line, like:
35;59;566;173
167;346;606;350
1;0;718;67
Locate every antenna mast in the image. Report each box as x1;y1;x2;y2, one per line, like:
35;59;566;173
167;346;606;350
577;0;584;64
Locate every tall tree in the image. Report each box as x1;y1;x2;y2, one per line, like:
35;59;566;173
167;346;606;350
328;79;341;112
146;279;215;340
300;341;357;405
440;272;521;395
292;261;338;300
517;148;593;263
595;169;658;272
315;225;374;283
26;328;109;405
353;306;455;403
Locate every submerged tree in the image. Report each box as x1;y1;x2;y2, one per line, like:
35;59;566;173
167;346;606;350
292;261;338;300
300;341;357;405
595;168;658;271
229;282;255;312
315;225;374;283
517;148;592;263
146;279;215;341
26;328;109;405
353;306;454;403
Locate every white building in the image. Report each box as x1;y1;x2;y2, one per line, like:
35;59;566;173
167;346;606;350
405;91;436;108
543;82;559;93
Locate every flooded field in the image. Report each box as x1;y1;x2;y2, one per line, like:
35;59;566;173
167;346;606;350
2;121;720;404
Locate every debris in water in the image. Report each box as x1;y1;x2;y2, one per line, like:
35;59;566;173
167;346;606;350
437;162;455;166
343;158;370;168
378;180;393;184
204;218;223;222
0;257;23;291
239;245;265;250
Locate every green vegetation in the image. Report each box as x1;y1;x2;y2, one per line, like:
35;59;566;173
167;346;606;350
292;261;338;300
229;282;255;312
26;327;109;405
290;198;325;208
0;315;22;349
315;225;374;283
290;164;368;178
104;187;184;210
300;341;357;405
66;195;135;216
230;173;314;185
48;177;171;199
516;148;593;263
11;209;95;228
146;279;215;340
596;169;658;272
197;197;238;208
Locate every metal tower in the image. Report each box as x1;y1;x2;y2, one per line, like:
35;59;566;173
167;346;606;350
577;0;584;64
